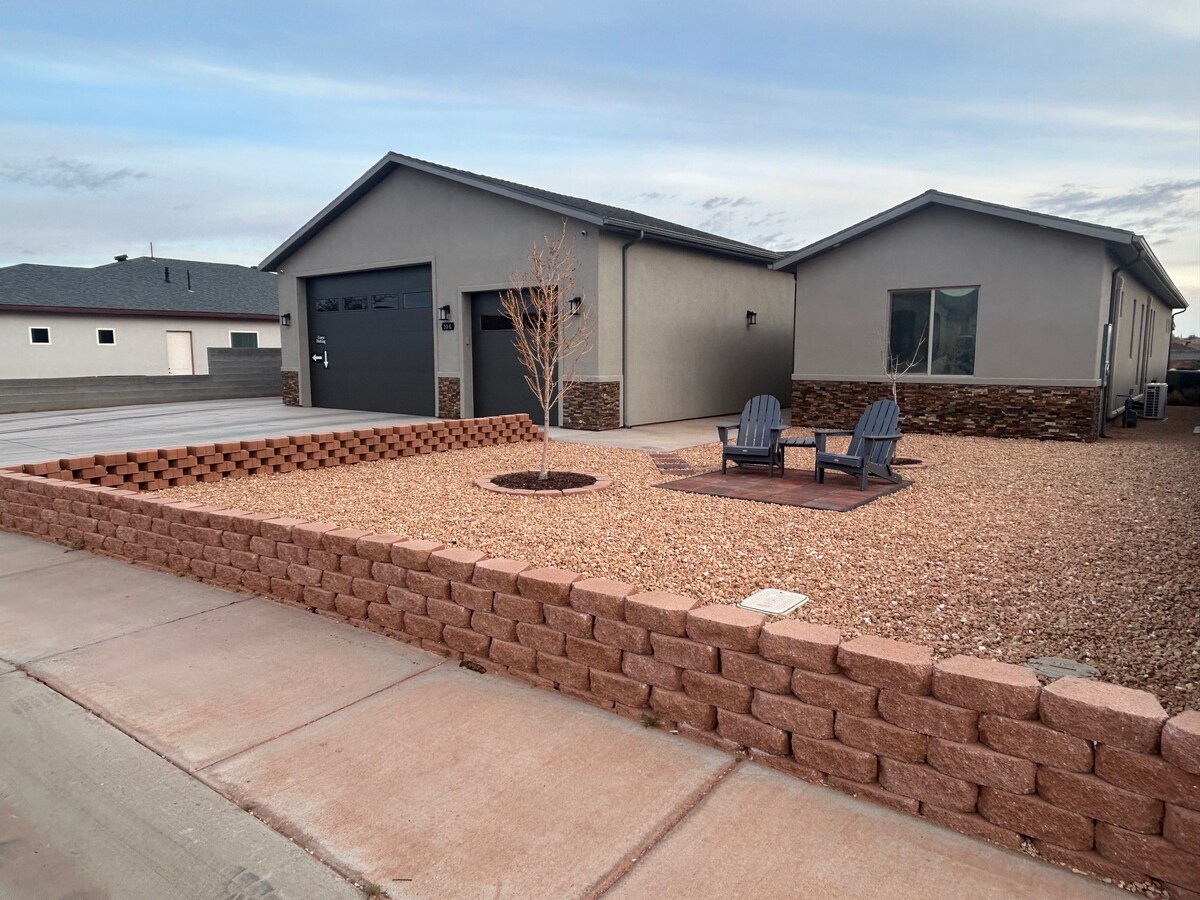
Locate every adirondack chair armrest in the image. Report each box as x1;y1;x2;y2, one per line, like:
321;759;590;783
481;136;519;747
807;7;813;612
716;424;739;445
863;432;902;442
812;428;853;453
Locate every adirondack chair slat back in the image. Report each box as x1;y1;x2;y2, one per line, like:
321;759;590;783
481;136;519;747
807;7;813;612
738;394;782;448
847;399;900;464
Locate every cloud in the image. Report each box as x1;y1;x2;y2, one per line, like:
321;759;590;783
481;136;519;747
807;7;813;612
0;157;147;192
699;195;756;211
637;191;677;202
1027;179;1200;233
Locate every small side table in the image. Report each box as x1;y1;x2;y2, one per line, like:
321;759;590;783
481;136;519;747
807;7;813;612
777;436;816;477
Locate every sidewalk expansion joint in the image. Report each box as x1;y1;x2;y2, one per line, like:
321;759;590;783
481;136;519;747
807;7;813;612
585;756;742;898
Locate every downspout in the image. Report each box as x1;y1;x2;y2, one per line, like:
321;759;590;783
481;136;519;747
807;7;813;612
789;270;798;416
620;229;645;428
1100;242;1143;437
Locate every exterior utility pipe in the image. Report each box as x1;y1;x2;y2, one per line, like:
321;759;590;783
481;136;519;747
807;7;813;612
1100;242;1143;437
620;229;645;427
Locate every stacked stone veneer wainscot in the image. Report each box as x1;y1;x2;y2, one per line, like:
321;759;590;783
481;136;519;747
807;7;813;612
281;370;300;407
1;424;1197;895
437;377;462;420
793;380;1103;442
562;380;621;431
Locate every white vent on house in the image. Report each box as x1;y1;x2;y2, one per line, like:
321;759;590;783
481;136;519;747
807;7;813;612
1143;382;1167;420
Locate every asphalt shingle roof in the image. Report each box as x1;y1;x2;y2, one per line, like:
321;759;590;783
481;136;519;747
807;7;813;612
0;257;277;317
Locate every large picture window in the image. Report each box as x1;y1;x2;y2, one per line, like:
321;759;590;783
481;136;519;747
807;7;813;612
888;287;978;376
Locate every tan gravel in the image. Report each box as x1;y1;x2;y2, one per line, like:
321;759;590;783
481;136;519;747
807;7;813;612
159;408;1200;713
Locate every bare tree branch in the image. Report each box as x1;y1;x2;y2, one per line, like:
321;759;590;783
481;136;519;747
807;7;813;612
501;221;596;479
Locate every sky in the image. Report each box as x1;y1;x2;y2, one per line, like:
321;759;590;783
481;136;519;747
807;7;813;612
3;1;1199;332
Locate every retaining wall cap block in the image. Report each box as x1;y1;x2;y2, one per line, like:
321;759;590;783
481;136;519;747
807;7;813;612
838;635;933;695
472;557;530;593
390;539;445;570
517;568;579;606
759;620;840;673
1163;711;1200;776
685;605;765;652
933;655;1041;719
291;521;340;548
428;547;487;582
569;577;635;620
322;527;372;555
355;534;408;562
623;591;696;637
1040;677;1168;753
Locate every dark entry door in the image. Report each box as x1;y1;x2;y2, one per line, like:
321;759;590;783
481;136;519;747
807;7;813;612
306;266;434;414
471;291;554;425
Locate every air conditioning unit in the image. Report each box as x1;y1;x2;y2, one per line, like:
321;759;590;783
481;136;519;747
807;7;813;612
1142;382;1167;420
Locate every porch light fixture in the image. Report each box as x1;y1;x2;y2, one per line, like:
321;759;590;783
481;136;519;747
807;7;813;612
438;305;451;322
746;310;757;327
279;313;291;327
569;296;582;316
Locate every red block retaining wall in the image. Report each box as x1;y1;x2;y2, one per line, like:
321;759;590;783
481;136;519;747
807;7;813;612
1;419;1197;896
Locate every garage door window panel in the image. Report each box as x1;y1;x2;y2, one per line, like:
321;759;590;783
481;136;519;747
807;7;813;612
372;293;399;310
316;298;339;313
343;296;367;311
403;291;432;309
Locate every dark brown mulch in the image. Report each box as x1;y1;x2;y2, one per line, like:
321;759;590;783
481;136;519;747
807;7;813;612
492;471;597;491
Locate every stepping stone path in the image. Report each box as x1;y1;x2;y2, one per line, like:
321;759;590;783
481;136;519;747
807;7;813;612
649;452;698;478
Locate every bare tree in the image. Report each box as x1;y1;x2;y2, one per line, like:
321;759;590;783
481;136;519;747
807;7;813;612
501;222;595;480
880;333;926;404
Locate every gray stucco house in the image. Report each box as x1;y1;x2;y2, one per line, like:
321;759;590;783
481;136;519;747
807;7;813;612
259;152;793;429
773;191;1188;441
0;256;280;412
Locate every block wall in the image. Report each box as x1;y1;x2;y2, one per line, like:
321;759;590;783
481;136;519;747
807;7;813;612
1;425;1196;896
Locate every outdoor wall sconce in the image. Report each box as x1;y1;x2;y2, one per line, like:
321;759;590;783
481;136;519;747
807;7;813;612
279;313;292;327
569;296;582;316
438;305;451;322
746;310;758;327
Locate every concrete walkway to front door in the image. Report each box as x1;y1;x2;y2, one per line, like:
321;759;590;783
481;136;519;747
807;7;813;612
0;530;1123;899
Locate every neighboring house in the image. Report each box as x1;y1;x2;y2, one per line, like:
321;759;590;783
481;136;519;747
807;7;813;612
259;152;793;429
773;191;1188;441
0;256;282;412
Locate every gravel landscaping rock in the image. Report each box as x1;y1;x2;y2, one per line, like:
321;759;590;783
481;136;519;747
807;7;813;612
158;408;1200;713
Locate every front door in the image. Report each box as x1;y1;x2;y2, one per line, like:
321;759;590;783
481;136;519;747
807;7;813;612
470;291;554;425
305;265;435;414
166;331;193;375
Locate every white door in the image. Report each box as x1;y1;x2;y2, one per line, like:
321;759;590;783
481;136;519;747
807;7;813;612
166;331;194;375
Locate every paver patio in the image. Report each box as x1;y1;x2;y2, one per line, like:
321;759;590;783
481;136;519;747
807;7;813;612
658;465;910;510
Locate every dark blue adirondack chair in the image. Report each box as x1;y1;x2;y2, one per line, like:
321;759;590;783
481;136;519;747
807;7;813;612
814;399;903;490
718;395;785;477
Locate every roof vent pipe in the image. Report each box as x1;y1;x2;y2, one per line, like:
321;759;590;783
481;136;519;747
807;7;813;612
164;266;170;283
187;269;192;291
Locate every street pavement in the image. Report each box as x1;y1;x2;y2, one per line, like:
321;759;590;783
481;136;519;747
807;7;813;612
0;529;1123;899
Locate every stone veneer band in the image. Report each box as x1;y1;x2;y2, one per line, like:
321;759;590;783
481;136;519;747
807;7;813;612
1;416;1196;895
281;370;300;407
792;380;1103;442
562;380;621;431
437;376;462;420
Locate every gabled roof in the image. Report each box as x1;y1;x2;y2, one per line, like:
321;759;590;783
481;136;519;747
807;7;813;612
772;189;1188;310
258;152;780;272
0;256;277;318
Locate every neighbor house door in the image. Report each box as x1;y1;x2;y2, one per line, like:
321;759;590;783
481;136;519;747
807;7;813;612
166;331;194;375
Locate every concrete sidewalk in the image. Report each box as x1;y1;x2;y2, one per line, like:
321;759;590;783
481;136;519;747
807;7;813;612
0;530;1122;899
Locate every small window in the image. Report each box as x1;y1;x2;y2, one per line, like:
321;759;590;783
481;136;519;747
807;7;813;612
343;296;367;311
480;314;515;331
30;327;50;344
97;328;115;345
402;291;433;309
230;332;258;348
372;293;399;310
316;298;339;313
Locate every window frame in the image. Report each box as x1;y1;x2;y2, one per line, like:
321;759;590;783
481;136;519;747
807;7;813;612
96;328;116;346
29;326;51;345
229;330;259;349
886;284;980;377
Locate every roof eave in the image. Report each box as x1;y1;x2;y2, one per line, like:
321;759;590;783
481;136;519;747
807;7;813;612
602;221;780;263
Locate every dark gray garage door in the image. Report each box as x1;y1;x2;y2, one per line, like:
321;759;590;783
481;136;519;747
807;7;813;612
471;291;554;425
306;266;434;415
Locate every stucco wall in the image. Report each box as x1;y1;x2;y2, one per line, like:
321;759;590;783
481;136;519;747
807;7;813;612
1105;260;1175;414
790;206;1107;387
274;167;600;416
0;312;279;378
615;239;793;426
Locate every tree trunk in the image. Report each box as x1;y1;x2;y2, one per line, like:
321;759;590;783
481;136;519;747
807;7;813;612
539;400;551;479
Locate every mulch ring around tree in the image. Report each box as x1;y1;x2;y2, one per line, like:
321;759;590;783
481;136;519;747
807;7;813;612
475;471;612;497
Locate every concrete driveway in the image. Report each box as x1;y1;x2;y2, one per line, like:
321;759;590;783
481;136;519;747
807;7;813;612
0;397;437;467
0;530;1122;899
